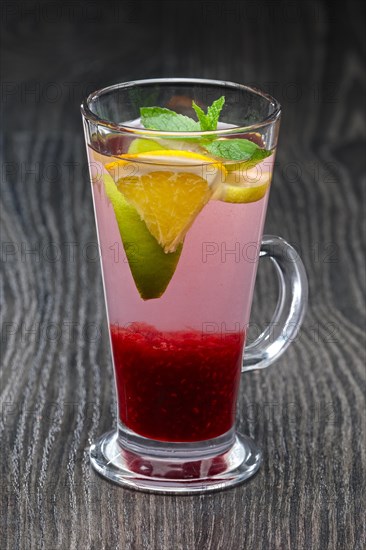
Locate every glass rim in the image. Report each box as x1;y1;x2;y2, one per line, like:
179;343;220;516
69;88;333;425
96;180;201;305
80;77;281;137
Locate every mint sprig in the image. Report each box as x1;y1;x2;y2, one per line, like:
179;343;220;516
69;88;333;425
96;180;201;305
139;96;271;164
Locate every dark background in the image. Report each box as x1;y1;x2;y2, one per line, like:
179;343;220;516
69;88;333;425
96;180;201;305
1;1;365;549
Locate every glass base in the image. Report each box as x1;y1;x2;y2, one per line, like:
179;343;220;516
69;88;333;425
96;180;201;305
89;426;262;494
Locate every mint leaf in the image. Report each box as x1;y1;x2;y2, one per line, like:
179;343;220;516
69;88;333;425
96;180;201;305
192;96;225;131
140;107;200;132
206;96;225;130
192;101;210;131
247;146;273;165
205;139;271;163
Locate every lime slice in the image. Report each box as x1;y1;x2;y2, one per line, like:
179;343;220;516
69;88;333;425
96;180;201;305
105;150;225;253
127;137;205;155
103;173;182;300
128;138;166;154
216;167;272;203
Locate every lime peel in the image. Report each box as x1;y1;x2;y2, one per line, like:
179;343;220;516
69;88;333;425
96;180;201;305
103;173;182;300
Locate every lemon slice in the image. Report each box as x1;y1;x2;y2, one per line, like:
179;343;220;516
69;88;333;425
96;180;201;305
215;166;272;203
105;150;225;253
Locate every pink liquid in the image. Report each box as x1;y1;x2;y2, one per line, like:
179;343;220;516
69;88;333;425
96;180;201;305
87;144;274;441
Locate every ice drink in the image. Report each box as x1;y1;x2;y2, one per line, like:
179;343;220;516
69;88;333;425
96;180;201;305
87;119;275;443
82;79;308;492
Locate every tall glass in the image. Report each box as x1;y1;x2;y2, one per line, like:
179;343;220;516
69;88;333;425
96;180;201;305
81;79;308;493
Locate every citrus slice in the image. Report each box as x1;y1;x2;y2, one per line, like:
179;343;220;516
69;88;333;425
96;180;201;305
128;138;166;154
215;166;272;203
105;150;225;253
103;173;182;300
128;137;206;155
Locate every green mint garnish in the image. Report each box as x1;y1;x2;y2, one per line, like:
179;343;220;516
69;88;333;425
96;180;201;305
192;96;225;131
140;107;200;132
139;96;271;164
205;138;271;163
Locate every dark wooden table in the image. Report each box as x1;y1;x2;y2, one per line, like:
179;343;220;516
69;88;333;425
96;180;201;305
1;1;365;548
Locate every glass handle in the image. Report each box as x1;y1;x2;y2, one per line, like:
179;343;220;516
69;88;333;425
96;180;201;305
242;235;308;372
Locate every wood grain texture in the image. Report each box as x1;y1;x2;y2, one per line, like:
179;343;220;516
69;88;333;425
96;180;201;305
1;1;365;549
